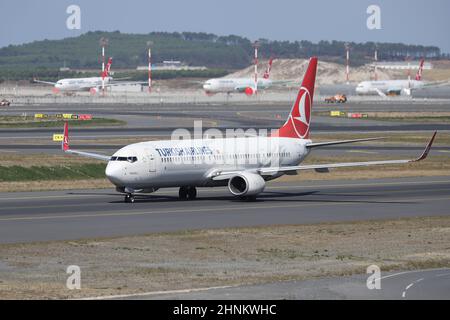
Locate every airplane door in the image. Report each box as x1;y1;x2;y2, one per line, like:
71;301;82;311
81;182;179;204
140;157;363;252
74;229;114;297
148;153;156;172
143;149;156;173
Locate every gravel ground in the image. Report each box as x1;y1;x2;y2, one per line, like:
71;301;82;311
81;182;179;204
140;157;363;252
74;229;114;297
0;216;449;299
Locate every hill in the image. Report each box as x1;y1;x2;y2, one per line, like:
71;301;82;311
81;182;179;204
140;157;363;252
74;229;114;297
0;31;443;71
226;58;406;85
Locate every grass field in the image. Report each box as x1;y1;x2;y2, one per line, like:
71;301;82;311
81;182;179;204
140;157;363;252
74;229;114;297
0;116;126;128
0;163;106;182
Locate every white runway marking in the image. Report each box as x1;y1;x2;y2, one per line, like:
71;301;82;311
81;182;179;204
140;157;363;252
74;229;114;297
346;150;378;155
77;285;236;300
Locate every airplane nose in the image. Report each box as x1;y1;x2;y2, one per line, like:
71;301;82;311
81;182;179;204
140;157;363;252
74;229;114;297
105;162;124;185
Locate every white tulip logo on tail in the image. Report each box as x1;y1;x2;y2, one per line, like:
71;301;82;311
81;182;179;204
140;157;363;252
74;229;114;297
274;57;316;140
290;87;311;138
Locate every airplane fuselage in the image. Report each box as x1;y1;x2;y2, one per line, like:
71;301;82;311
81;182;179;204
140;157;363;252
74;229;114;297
356;80;424;95
203;78;273;94
55;77;112;91
105;136;310;191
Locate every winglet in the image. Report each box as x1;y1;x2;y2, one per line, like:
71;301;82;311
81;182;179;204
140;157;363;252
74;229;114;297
62;121;69;152
414;131;437;162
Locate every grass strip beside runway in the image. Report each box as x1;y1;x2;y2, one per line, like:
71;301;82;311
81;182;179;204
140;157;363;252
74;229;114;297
0;116;125;128
0;164;106;181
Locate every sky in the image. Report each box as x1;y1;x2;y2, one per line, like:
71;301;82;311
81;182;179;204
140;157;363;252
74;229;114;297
1;0;449;53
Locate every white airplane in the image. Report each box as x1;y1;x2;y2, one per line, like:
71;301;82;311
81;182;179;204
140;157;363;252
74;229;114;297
61;57;437;203
356;59;428;96
203;58;285;95
34;57;145;94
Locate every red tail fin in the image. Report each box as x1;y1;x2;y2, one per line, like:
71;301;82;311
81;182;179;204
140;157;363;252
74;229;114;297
63;121;69;151
274;57;317;139
263;58;274;79
102;57;113;79
415;59;424;81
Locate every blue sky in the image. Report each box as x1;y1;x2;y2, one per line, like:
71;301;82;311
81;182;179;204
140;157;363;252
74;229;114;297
1;0;449;53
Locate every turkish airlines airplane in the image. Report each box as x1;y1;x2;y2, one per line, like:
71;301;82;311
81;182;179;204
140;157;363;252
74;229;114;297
356;59;427;96
62;57;436;203
34;58;146;94
203;58;285;95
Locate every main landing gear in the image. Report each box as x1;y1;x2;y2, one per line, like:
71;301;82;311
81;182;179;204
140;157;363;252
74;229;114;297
179;186;197;200
124;193;135;203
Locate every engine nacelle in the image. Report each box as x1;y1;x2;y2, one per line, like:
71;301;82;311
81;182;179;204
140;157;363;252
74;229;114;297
244;87;254;96
228;172;266;196
90;87;99;95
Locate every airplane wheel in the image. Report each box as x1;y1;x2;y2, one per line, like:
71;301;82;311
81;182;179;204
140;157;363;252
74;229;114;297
179;187;188;200
187;187;197;200
125;194;135;203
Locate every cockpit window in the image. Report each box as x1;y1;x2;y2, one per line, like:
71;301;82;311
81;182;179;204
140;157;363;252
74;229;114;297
110;156;137;162
127;156;137;163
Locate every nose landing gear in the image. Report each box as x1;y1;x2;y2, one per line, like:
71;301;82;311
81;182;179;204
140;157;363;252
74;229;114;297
179;186;197;200
124;193;135;203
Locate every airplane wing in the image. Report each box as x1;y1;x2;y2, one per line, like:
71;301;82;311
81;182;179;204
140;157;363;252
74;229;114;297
33;78;56;86
305;137;385;148
210;132;436;180
61;122;111;161
105;81;148;87
422;80;450;88
373;88;387;97
270;80;298;87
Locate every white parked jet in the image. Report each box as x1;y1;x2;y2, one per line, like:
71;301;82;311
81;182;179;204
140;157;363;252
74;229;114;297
34;57;145;94
356;59;427;96
62;57;436;203
203;58;282;95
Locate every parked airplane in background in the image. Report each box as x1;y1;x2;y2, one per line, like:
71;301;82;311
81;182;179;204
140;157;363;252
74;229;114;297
62;57;436;203
203;58;287;95
356;59;427;96
34;57;146;94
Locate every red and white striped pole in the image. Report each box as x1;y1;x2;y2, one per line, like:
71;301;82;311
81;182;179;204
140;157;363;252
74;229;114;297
253;41;259;95
147;41;153;94
374;48;378;81
407;56;412;88
148;47;152;93
99;37;108;95
101;45;105;94
345;44;350;84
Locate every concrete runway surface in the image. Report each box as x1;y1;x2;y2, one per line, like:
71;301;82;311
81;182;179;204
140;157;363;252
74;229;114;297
0;176;449;244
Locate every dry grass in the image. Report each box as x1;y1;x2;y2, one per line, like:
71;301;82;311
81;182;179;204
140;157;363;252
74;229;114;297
0;179;111;192
0;216;449;299
425;68;450;81
0;154;104;167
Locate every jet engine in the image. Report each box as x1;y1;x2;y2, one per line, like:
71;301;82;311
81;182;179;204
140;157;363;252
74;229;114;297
228;172;265;196
244;87;254;96
89;87;99;95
